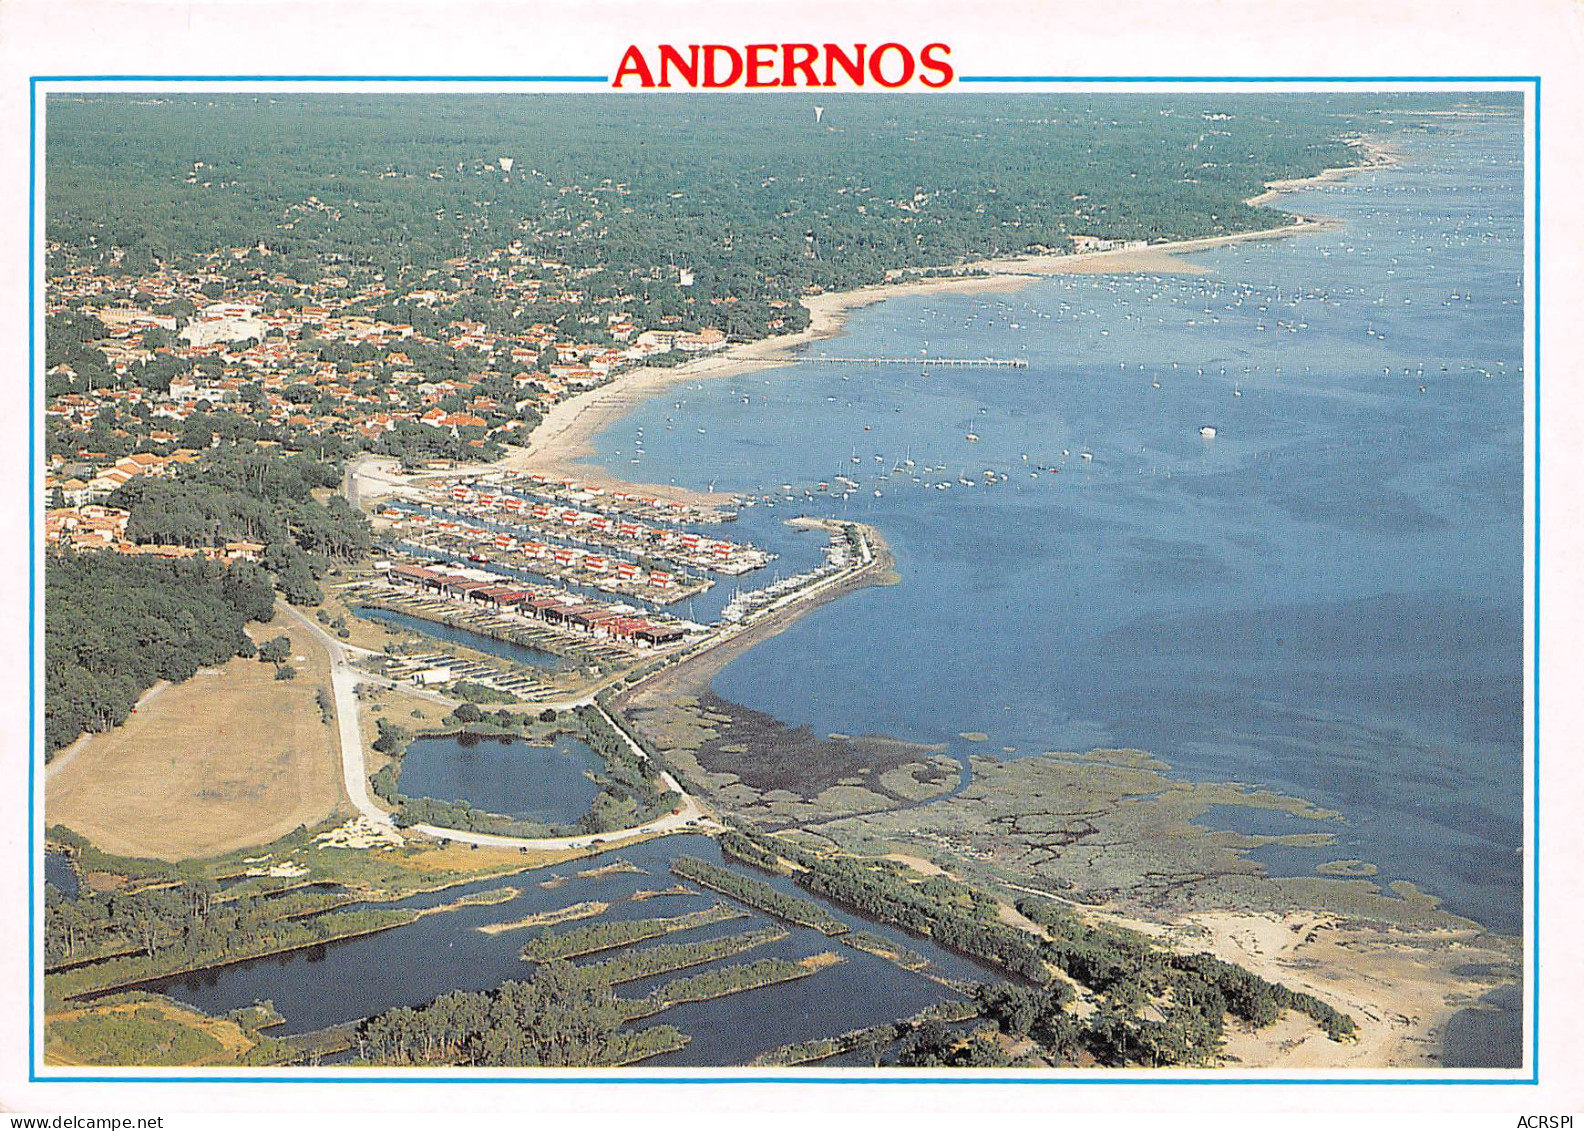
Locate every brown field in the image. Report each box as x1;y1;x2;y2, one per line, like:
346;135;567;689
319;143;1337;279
47;612;347;860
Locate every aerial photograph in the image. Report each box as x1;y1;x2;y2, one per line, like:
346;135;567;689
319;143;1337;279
39;91;1525;1072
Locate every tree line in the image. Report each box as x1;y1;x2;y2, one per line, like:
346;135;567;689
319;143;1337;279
45;551;276;754
518;903;743;962
44;869;412;1000
109;442;372;605
353;961;686;1067
718;827;1356;1066
670;855;849;936
44;93;1420;343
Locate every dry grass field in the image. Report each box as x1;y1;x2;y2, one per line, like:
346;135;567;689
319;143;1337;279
47;612;347;860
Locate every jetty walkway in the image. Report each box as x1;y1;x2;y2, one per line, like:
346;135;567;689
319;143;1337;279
786;355;1028;368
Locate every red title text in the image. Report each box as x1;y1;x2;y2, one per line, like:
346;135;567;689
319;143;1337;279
613;43;954;89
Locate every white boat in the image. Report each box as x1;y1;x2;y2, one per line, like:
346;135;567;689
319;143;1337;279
1199;426;1218;438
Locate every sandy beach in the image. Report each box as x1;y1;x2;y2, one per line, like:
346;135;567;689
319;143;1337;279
499;141;1393;504
502;216;1336;505
500;272;1033;505
498;134;1403;510
1182;909;1516;1069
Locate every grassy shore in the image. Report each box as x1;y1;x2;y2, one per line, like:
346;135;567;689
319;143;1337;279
616;953;844;1022
520;903;747;961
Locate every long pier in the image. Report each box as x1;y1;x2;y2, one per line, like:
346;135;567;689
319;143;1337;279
788;355;1028;369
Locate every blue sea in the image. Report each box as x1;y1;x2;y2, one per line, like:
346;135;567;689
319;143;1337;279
589;114;1526;936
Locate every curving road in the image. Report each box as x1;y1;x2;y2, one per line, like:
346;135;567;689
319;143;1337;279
278;602;400;834
281;602;718;852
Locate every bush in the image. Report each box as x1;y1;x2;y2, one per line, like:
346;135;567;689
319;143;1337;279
372;717;410;755
257;635;292;664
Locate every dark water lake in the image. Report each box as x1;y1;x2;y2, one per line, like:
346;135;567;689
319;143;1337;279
142;836;993;1065
396;733;601;824
352;605;571;670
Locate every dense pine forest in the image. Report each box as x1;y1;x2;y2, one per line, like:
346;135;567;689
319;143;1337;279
46;447;371;754
44;553;274;754
46;94;1388;308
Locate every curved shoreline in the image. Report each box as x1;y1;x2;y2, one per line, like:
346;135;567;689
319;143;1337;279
357;136;1521;1069
501;215;1352;508
547;139;1524;1070
1243;135;1398;207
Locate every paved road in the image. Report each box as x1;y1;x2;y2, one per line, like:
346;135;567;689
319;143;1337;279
282;603;718;852
346;454;411;512
388;525;882;851
332;451;724;851
278;602;401;834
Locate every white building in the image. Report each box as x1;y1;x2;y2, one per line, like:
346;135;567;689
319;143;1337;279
179;302;267;347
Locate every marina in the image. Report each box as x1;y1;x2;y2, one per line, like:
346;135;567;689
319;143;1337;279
351;606;572;673
476;471;737;525
364;562;693;651
379;509;713;606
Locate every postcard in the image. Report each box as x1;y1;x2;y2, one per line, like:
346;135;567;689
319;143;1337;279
0;1;1577;1125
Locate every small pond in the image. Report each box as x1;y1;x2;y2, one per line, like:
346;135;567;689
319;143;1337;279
397;733;602;824
45;849;79;900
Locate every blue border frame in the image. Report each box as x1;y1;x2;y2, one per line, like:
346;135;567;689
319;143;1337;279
27;73;1542;1088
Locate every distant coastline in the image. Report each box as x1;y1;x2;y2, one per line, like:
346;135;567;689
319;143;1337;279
1242;134;1398;207
503;141;1387;505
